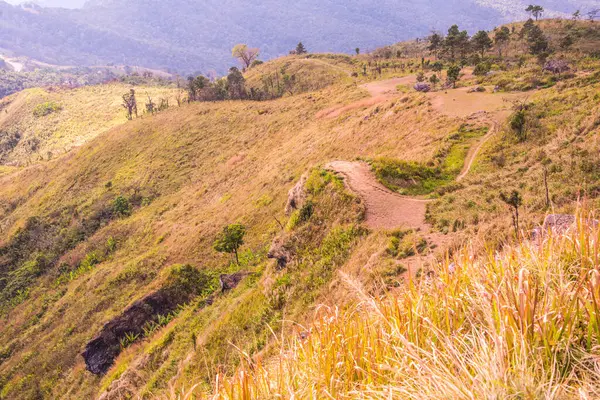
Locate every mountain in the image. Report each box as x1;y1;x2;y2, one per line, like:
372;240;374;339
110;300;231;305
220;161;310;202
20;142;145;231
0;0;589;73
1;18;600;399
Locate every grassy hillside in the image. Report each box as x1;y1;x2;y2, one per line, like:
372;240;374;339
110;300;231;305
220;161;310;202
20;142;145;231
0;19;599;400
0;84;179;166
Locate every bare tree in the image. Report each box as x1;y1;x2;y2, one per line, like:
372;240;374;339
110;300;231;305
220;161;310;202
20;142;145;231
122;89;138;120
232;44;260;69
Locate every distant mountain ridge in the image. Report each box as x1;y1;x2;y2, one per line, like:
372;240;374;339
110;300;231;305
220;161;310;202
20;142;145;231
0;0;592;73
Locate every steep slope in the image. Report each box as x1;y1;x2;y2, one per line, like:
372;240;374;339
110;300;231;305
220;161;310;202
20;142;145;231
0;0;582;73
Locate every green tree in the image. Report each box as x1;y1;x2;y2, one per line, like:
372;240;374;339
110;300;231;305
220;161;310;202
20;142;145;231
472;30;493;58
232;44;260;69
526;25;549;55
443;25;469;62
355;47;360;55
572;10;581;20
296;42;308;55
526;5;544;21
494;26;511;58
427;32;443;59
473;62;491;76
447;64;461;88
227;67;246;99
500;191;523;237
213;223;246;264
510;106;528;142
429;73;440;88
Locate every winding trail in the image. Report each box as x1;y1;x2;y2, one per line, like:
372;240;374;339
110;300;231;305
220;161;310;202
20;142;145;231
324;74;518;234
326;160;430;231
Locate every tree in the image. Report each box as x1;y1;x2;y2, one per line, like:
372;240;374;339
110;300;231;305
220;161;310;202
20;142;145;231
296;42;307;55
355;47;360;55
572;10;581;20
121;88;137;120
443;25;469;62
510;105;528;142
416;71;425;82
227;67;246;99
500;190;523;237
145;94;156;115
232;44;260;69
447;64;461;88
526;25;549;56
427;32;443;59
473;62;491;76
494;26;511;58
472;30;493;58
432;61;443;72
213;223;246;264
589;9;600;22
526;5;544;21
429;73;440;88
187;75;209;102
520;19;536;39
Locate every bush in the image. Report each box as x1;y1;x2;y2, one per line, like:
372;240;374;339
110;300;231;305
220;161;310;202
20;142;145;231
473;62;491;76
32;101;62;117
113;196;132;217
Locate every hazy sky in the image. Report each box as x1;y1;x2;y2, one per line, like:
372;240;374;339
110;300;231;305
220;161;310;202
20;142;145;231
5;0;85;8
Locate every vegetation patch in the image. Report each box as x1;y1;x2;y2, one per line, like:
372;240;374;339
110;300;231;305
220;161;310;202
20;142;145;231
32;101;63;118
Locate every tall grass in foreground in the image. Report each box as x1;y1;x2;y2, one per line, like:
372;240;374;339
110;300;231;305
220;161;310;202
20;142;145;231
177;214;600;399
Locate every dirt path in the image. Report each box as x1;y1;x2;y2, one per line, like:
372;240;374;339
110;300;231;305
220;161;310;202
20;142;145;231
326;161;430;231
456;121;498;182
325;75;529;231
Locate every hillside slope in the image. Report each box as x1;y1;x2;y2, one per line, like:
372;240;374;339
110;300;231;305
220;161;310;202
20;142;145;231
0;19;599;400
0;84;179;165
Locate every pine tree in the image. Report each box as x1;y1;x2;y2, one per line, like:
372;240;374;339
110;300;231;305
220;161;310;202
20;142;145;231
296;42;308;55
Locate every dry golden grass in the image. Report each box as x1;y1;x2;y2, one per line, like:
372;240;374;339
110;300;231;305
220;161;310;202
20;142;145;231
206;213;600;399
0;83;179;166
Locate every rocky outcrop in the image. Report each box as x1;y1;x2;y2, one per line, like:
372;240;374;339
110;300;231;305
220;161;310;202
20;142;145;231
267;236;294;269
83;288;186;375
285;174;308;215
219;272;248;291
544;60;570;74
532;214;577;241
83;265;211;375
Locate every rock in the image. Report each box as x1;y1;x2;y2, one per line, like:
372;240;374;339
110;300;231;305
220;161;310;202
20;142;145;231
83;289;182;375
413;82;431;92
467;86;486;93
219;272;248;291
83;265;209;375
285;174;308;215
543;60;570;74
267;236;293;269
531;214;577;241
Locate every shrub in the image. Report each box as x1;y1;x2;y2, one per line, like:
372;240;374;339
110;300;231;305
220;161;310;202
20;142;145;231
32;101;62;117
473;62;491;76
113;196;131;217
